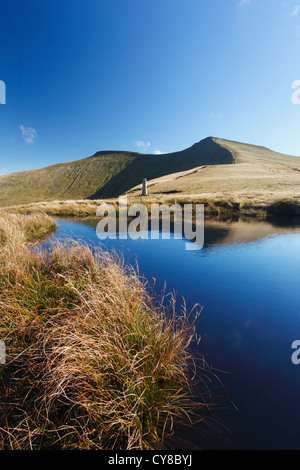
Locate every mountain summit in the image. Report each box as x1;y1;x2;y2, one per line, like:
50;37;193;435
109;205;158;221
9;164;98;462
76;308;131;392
0;137;299;207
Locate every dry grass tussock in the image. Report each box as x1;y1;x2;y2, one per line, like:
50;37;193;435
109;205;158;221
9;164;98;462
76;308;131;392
2;199;107;217
0;212;57;246
0;215;219;450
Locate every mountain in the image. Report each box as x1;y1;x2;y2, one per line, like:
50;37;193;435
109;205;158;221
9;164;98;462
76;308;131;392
127;138;300;206
0;137;299;207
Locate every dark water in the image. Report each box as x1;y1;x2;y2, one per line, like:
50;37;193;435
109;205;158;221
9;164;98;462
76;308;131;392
48;217;300;450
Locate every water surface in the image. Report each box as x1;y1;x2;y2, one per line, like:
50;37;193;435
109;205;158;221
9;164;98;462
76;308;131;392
48;217;300;450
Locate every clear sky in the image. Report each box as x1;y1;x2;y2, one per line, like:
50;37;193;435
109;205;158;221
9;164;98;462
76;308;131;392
1;0;300;174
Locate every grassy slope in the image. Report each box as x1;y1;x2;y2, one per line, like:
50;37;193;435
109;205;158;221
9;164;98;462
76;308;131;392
0;138;232;207
1;136;299;211
92;137;233;197
127;137;300;209
0;151;138;206
215;137;300;166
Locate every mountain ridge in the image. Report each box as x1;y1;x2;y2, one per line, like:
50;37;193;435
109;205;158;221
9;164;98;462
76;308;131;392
0;137;299;207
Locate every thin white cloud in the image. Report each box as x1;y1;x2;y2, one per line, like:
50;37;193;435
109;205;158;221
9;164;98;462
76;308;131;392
134;140;151;152
291;5;300;17
209;111;223;120
134;140;165;154
20;125;37;144
0;168;9;176
238;0;251;7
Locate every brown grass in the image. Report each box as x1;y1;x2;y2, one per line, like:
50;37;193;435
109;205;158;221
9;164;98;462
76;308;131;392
127;163;300;214
1;199;107;218
3;187;300;221
0;215;217;450
0;212;57;246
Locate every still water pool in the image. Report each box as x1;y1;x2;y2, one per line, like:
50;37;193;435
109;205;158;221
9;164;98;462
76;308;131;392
47;217;300;449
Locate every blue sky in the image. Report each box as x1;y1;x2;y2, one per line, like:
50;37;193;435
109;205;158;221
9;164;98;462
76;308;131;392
1;0;300;174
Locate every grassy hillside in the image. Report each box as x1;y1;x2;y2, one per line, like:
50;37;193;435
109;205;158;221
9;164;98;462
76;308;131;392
214;138;300;166
0;151;138;207
127;137;300;210
127;161;300;202
0;138;232;206
0;136;299;208
92;137;233;198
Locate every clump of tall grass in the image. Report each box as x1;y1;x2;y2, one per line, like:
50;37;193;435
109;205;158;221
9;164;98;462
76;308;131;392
0;215;216;450
0;212;57;246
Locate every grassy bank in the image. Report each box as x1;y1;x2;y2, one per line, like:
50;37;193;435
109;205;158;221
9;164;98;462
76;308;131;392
0;213;214;450
0;212;58;245
3;195;300;220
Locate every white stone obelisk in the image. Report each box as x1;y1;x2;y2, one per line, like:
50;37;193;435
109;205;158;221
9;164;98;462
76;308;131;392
142;178;148;196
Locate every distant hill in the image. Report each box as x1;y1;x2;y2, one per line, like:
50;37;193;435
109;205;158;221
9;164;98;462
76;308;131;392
213;137;300;166
127;138;300;206
0;137;299;207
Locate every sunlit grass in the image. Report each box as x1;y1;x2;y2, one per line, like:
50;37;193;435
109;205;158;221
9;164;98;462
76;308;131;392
0;214;217;449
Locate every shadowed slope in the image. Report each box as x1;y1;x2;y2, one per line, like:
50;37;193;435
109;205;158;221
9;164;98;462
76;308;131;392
0;136;299;207
0;138;232;206
126;138;300;209
91;137;233;198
